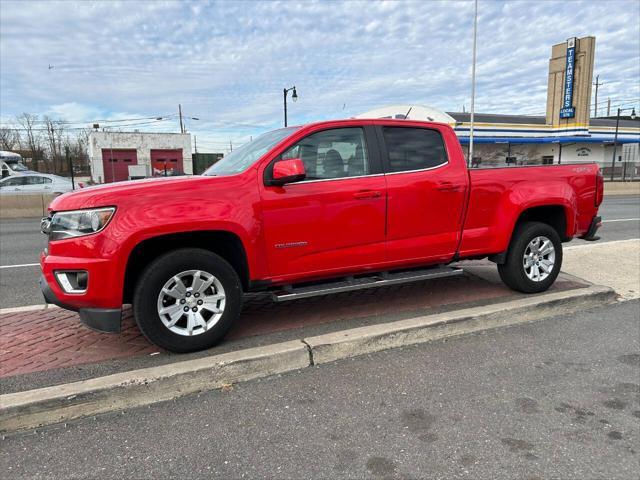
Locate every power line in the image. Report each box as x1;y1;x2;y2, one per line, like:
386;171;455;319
0;113;180;128
0;118;174;132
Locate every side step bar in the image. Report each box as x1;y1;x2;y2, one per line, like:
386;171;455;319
271;266;464;302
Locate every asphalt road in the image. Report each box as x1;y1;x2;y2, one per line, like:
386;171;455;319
2;299;638;479
0;195;638;309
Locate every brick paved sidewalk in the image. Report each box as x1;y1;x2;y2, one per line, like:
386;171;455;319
0;266;588;378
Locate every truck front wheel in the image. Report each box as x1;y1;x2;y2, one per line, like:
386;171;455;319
133;248;242;352
498;221;563;293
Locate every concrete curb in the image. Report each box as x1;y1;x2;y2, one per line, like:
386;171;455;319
0;284;616;433
0;340;309;433
304;285;615;365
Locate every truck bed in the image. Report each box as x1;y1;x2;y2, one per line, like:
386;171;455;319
458;163;601;257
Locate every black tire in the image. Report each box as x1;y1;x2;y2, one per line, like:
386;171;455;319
497;221;563;293
133;248;242;353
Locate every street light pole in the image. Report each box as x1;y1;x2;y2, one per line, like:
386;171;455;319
468;0;478;168
283;86;297;127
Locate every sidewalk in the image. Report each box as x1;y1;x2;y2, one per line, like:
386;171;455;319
563;239;640;300
0;264;589;380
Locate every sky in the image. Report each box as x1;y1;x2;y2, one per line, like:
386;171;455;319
1;0;639;152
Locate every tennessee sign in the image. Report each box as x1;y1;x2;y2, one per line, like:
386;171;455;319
560;37;577;119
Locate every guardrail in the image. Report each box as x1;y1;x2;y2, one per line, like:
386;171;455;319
0;194;58;219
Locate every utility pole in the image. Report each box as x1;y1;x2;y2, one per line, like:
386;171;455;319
592;75;604;117
194;136;197;154
229;139;233;152
65;145;75;190
607;98;611;116
178;104;184;134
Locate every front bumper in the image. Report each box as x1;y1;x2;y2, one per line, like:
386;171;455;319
580;215;602;241
40;273;122;333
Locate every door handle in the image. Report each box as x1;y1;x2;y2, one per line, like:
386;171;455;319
353;190;382;199
436;182;462;192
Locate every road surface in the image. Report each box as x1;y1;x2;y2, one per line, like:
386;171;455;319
2;299;638;479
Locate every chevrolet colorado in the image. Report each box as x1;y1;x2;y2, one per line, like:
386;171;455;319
40;119;603;352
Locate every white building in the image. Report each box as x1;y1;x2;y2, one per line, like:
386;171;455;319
88;131;192;183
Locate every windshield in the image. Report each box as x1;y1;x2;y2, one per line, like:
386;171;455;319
203;126;300;176
8;162;28;171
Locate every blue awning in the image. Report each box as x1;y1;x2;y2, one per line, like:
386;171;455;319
457;136;640;144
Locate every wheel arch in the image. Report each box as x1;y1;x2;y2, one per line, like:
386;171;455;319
514;205;570;241
123;230;250;303
490;204;570;264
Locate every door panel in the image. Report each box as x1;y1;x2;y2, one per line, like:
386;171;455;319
261;176;387;279
260;126;387;281
380;126;467;264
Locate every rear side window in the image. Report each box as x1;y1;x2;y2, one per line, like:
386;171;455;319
382;127;447;173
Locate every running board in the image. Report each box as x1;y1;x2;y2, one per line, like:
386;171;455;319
271;266;464;302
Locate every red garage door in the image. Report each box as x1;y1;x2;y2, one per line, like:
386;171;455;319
101;149;138;183
151;149;183;176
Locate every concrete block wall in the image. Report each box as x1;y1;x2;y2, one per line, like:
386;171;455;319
0;194;58;219
88;132;193;183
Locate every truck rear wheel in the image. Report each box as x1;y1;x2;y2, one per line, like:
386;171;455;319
498;221;562;293
133;248;242;353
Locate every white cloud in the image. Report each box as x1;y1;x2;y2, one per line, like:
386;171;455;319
1;0;638;151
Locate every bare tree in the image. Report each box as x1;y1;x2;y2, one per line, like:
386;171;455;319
0;128;20;151
44;116;65;173
60;128;90;176
16;113;48;171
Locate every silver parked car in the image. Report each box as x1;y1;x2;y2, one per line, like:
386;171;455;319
0;174;79;194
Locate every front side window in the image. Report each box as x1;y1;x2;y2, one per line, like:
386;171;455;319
281;128;369;180
383;127;447;173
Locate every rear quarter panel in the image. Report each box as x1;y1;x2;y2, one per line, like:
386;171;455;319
459;163;600;257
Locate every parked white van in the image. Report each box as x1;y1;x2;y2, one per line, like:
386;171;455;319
0;151;33;178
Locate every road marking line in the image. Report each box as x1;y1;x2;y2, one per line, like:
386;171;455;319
603;218;640;223
0;263;39;269
0;304;57;315
564;238;639;250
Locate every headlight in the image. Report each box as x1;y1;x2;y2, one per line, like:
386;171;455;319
48;207;116;240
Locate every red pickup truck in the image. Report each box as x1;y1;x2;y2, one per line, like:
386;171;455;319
40;119;603;352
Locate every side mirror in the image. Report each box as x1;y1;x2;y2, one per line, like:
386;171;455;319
268;158;306;186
